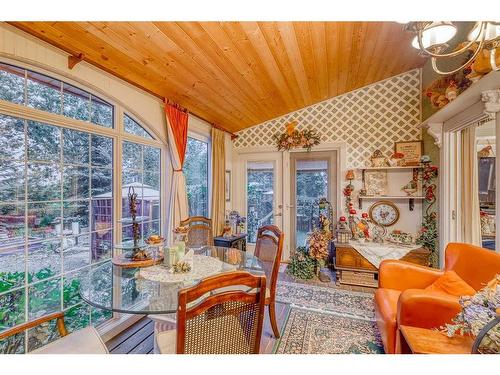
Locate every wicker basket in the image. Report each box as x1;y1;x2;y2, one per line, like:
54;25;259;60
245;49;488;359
340;270;378;287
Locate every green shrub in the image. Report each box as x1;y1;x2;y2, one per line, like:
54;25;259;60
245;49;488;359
286;246;316;280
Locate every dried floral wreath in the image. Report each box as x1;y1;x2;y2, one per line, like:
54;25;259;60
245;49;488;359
274;121;321;152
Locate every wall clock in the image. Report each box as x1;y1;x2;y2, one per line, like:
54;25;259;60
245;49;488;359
369;201;399;227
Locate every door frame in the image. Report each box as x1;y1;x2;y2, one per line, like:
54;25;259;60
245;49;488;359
289;150;338;252
233;149;283;254
233;142;346;260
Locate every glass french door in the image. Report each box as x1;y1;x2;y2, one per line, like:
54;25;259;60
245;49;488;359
242;153;282;246
289;151;337;252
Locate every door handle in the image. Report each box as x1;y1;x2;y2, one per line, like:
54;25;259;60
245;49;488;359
286;205;294;208
274;213;282;217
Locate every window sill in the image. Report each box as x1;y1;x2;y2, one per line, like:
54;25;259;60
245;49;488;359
97;313;145;343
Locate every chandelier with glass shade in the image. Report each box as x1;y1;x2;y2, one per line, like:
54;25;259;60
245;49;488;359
401;21;500;75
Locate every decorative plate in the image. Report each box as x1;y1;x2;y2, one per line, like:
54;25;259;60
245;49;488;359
369;201;399;227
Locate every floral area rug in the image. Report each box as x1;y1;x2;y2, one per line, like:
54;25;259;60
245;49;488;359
276;280;375;320
274;307;384;354
274;281;383;354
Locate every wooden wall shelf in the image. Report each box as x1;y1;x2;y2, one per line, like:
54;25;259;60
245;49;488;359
358;195;424;211
360;166;423;171
359;166;424;211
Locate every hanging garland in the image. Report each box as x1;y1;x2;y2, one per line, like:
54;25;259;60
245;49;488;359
416;158;439;268
274;121;321;152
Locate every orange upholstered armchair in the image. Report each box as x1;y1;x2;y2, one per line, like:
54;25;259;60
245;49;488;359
374;243;500;354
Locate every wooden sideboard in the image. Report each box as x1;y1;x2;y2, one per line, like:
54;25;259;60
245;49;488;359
334;242;430;288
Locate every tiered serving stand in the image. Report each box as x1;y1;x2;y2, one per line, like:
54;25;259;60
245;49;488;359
111;186;165;268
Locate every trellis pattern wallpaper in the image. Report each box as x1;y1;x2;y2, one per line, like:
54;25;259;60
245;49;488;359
234;69;422;168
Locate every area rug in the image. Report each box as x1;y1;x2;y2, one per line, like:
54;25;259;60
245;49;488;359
276;281;375;320
274;307;384;354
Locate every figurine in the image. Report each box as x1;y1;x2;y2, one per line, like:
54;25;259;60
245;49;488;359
370;149;387;167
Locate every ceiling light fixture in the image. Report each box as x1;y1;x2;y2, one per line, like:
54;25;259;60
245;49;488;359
403;21;500;75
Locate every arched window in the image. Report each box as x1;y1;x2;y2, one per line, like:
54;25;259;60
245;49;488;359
124;113;153;139
0;62;113;128
0;60;164;353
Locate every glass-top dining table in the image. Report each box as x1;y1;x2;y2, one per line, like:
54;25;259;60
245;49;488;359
79;246;265;315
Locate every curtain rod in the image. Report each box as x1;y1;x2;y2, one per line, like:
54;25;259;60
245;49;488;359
164;98;238;139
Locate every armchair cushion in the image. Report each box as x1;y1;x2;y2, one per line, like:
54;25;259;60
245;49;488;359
156;329;177;354
31;326;108;354
424;271;476;296
378;260;443;291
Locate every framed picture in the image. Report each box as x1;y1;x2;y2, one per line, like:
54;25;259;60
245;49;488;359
364;170;387;196
225;170;231;202
394;140;423;166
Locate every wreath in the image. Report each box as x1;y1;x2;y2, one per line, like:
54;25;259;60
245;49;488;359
274;121;320;152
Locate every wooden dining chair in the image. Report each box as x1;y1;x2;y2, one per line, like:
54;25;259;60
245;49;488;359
254;224;284;338
0;311;108;354
180;216;214;247
155;271;267;354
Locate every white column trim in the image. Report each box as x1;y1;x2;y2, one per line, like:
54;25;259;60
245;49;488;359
482;89;500;116
423;122;443;148
482;90;500;252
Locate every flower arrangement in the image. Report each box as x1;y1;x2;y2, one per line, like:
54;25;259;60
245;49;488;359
228;210;246;234
287;215;332;279
441;275;500;354
388;230;413;245
308;230;330;263
274;121;321;152
424;66;473;109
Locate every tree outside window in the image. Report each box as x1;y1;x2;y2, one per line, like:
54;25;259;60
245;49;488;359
184;137;209;218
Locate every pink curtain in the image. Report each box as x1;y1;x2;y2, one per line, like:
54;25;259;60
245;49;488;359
165;102;189;233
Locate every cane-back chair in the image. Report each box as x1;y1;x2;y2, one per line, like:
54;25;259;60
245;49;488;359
156;271;267;354
180;216;214;247
0;311;108;354
254;225;284;338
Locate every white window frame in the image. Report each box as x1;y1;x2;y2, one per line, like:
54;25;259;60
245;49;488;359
0;56;169;343
185;129;212;219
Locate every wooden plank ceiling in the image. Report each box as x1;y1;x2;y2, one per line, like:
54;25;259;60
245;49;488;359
9;22;426;132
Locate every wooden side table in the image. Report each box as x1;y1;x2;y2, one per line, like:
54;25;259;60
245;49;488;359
399;325;473;354
213;233;247;251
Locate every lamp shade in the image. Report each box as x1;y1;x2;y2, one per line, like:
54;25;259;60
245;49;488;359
411;21;457;49
468;22;500;41
345;169;355;180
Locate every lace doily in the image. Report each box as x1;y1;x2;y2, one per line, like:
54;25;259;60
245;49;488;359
137;254;238;284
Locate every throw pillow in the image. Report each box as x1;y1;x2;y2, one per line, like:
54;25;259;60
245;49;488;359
425;270;476;296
